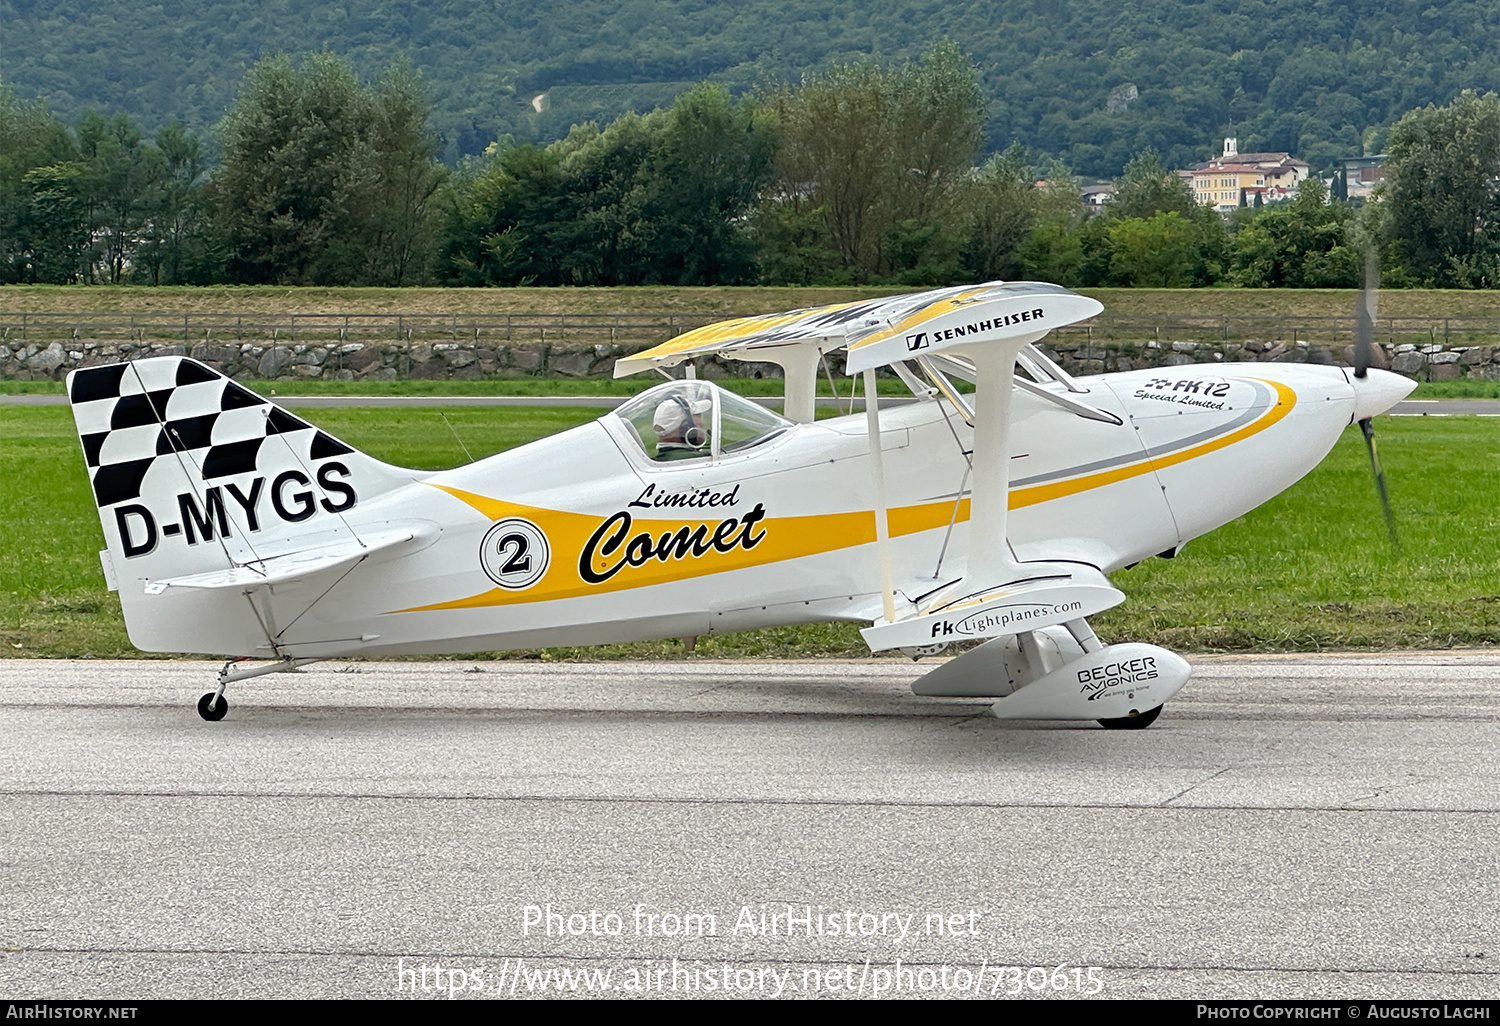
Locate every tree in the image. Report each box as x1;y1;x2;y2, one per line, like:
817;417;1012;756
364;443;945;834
217;53;376;284
1074;147;1227;286
1;85;215;285
637;84;775;284
750;200;846;285
437;85;773;286
1014;162;1089;285
960;146;1041;281
0;80;77;282
762;42;985;283
137;124;218;285
767;60;900;278
8;108;166;284
1230;178;1359;288
76;111;162;284
438;141;572;286
1382;90;1500;287
367;61;446;285
1106;149;1197;222
216;53;443;285
19;162;90;284
1107;211;1200;286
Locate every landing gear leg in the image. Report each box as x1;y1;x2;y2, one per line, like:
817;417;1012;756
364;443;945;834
196;660;238;721
1063;617;1104;654
196;657;321;722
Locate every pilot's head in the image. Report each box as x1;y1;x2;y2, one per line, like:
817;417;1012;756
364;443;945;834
653;395;709;446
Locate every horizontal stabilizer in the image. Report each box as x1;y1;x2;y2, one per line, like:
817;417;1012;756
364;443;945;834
861;564;1124;652
143;526;426;594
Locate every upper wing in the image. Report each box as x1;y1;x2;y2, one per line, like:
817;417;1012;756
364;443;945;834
612;284;1012;377
613;282;1102;378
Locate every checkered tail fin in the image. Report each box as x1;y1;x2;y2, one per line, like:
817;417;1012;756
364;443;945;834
66;357;416;586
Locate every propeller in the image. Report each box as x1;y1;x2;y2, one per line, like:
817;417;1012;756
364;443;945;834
1352;248;1399;548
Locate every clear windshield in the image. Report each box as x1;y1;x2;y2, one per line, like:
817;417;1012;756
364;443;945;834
613;380;792;462
716;387;793;454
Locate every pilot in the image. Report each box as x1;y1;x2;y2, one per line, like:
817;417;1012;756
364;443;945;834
652;394;711;460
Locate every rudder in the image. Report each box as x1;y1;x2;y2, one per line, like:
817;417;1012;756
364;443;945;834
68;357;415;600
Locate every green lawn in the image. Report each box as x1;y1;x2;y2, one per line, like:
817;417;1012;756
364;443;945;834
1411;379;1500;398
1091;416;1500;650
1;406;1495;658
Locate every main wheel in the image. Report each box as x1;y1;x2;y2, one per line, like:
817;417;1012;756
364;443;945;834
1097;704;1163;730
197;692;229;722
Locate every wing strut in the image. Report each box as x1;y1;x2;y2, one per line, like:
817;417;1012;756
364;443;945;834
965;347;1021;587
863;368;899;625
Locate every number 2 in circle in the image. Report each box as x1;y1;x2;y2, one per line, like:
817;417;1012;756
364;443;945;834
480;518;550;590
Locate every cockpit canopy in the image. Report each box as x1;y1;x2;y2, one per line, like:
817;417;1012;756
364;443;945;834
612;380;792;463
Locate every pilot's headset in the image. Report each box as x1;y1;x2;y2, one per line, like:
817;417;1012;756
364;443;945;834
653;394;709;447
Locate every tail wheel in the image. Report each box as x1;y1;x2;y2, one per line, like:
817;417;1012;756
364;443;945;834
197;692;229;722
1097;704;1163;730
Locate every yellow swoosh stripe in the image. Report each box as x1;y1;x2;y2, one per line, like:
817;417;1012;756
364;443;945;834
392;486;965;612
1009;378;1296;508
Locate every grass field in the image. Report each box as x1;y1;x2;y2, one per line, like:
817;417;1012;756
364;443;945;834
2;403;1496;660
6;284;1500;321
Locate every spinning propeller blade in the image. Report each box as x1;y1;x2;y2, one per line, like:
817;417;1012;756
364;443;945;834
1352;249;1378;380
1358;416;1399;548
1354;248;1398;547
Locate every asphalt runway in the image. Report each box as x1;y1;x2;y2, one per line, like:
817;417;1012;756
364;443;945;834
1;653;1497;1000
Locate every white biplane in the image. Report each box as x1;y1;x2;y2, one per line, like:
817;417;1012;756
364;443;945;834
65;282;1413;726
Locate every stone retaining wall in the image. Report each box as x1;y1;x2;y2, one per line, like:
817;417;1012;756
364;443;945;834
5;336;1499;382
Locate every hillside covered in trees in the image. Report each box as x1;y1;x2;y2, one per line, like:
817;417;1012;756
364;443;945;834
4;0;1500;175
